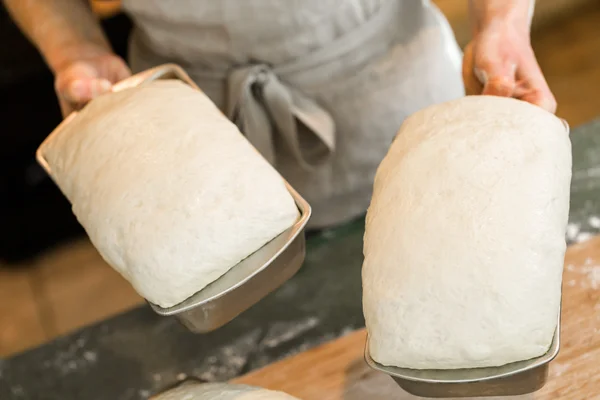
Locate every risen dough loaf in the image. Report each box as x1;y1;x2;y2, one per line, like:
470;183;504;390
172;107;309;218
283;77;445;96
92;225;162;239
153;382;299;400
362;96;571;369
41;80;299;308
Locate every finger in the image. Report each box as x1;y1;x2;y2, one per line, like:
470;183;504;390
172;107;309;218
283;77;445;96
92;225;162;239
462;43;484;95
474;47;517;97
514;80;557;113
56;76;112;118
481;73;516;97
477;62;517;97
522;91;557;114
61;78;112;104
464;70;484;96
514;55;557;113
98;56;132;83
55;62;100;103
55;62;99;90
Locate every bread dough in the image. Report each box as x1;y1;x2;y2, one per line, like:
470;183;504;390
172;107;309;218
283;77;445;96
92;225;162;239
41;80;299;308
152;382;299;399
362;95;571;369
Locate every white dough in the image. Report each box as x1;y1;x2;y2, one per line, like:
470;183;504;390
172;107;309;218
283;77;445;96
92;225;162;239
362;96;571;369
152;382;299;400
40;80;299;308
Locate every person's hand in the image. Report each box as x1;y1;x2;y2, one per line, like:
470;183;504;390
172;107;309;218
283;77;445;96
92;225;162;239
54;52;131;117
462;21;556;113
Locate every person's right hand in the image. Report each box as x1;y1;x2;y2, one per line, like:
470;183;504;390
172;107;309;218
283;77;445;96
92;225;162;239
54;52;131;117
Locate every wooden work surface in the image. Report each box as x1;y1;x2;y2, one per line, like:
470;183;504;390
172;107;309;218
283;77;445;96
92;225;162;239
234;237;600;400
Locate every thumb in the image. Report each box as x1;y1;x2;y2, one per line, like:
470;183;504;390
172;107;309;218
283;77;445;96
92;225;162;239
56;77;112;117
63;77;112;104
462;42;484;95
475;58;517;98
514;80;557;113
55;62;113;105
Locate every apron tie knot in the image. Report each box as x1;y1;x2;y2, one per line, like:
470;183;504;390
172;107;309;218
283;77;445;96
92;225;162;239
226;64;335;170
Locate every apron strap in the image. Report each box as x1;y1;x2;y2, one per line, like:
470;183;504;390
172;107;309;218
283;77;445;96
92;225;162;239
226;64;335;170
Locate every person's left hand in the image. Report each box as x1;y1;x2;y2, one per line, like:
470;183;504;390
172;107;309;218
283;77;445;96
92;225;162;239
462;21;556;113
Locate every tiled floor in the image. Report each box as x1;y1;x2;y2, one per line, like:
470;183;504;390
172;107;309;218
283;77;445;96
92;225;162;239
2;1;600;358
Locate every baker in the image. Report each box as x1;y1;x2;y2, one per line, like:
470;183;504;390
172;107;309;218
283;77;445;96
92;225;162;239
6;0;555;230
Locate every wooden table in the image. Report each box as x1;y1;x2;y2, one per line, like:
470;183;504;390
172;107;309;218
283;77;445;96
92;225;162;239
235;237;600;399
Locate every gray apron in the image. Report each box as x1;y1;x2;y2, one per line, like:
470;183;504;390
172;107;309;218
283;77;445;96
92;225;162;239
122;0;465;229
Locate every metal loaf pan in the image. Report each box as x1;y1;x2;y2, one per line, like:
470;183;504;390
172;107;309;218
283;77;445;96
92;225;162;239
37;64;312;333
149;180;310;333
365;309;561;398
363;118;569;398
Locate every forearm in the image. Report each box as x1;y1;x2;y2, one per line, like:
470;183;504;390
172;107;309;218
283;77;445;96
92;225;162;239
469;0;535;35
3;0;112;73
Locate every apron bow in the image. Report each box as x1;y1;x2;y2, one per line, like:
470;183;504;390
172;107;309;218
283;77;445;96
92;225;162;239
226;64;335;170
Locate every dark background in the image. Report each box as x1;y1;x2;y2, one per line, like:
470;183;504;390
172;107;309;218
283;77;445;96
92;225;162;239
0;5;132;264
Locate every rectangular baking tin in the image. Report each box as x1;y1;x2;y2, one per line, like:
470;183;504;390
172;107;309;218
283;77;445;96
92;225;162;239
364;309;561;398
149;180;310;332
36;64;312;333
363;120;569;398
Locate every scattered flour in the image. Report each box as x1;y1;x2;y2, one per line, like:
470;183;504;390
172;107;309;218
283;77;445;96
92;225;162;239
567;257;600;290
340;325;357;337
41;336;97;376
321;229;337;240
576;232;594;243
552;362;571;377
585;266;600;290
83;351;97;362
566;219;600;243
176;373;187;381
574;165;600;179
589;216;600;229
585;257;595;265
576;258;600;289
566;223;581;241
11;386;24;395
262;317;319;348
